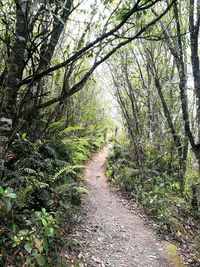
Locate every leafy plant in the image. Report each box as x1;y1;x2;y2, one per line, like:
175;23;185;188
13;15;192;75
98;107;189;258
1;121;108;266
0;186;17;213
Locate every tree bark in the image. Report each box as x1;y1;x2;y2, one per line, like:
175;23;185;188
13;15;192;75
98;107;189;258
0;1;28;176
154;75;187;191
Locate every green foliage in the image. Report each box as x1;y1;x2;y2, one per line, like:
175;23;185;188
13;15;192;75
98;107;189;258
9;208;60;266
106;141;199;266
106;142;198;239
0;186;17;213
115;2;131;21
1;121;108;266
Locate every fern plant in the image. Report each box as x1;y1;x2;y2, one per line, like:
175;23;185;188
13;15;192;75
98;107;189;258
53;165;84;185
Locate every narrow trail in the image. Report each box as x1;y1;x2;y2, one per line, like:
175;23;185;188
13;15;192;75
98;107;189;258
74;145;175;267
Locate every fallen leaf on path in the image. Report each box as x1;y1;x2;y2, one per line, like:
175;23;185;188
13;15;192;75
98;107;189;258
91;255;104;265
78;251;83;259
64;253;72;261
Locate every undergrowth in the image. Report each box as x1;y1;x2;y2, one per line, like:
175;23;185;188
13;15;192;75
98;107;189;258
106;142;200;266
0;125;107;266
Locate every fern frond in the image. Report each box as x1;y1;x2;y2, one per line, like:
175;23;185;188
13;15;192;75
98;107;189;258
23;168;37;175
53;167;76;182
74;186;90;195
55;183;71;194
58;125;84;137
16;185;33;208
43;144;57;159
54;159;70;167
20;175;49;189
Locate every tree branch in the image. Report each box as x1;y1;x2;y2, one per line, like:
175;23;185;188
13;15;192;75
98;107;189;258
36;0;176;109
20;0;173;86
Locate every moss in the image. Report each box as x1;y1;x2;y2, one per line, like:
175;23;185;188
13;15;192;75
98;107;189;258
162;241;185;267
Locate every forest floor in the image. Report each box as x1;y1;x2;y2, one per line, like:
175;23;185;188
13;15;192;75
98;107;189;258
68;145;180;267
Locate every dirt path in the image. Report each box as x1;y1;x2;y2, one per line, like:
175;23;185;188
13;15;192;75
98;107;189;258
74;145;175;267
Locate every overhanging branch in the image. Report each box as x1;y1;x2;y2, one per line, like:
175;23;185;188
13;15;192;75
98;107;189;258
37;0;176;109
20;0;174;86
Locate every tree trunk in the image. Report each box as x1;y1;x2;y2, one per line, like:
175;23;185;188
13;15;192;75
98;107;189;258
154;75;186;191
0;1;28;176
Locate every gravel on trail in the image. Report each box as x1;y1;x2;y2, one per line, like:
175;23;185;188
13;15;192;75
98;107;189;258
73;145;175;267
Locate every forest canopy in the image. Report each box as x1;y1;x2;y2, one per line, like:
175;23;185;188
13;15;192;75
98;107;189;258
0;0;175;170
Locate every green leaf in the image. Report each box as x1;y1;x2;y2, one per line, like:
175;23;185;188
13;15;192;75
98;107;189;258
0;186;4;195
11;224;19;234
13;235;20;246
41;208;46;214
75;186;90;195
4;199;12;212
49;227;54;235
18;230;29;237
5;187;13;194
42;218;48;227
34;252;45;266
43;240;49;252
21;133;27;140
25;219;32;226
6;193;17;199
25;242;33;253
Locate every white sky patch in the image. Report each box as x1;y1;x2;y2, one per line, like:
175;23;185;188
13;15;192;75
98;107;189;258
96;63;123;126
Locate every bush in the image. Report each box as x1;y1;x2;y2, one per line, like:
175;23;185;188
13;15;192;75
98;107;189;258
0;124;107;266
106;142;197;237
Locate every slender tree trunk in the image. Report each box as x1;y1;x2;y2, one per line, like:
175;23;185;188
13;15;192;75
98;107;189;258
154;76;186;191
189;0;200;173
